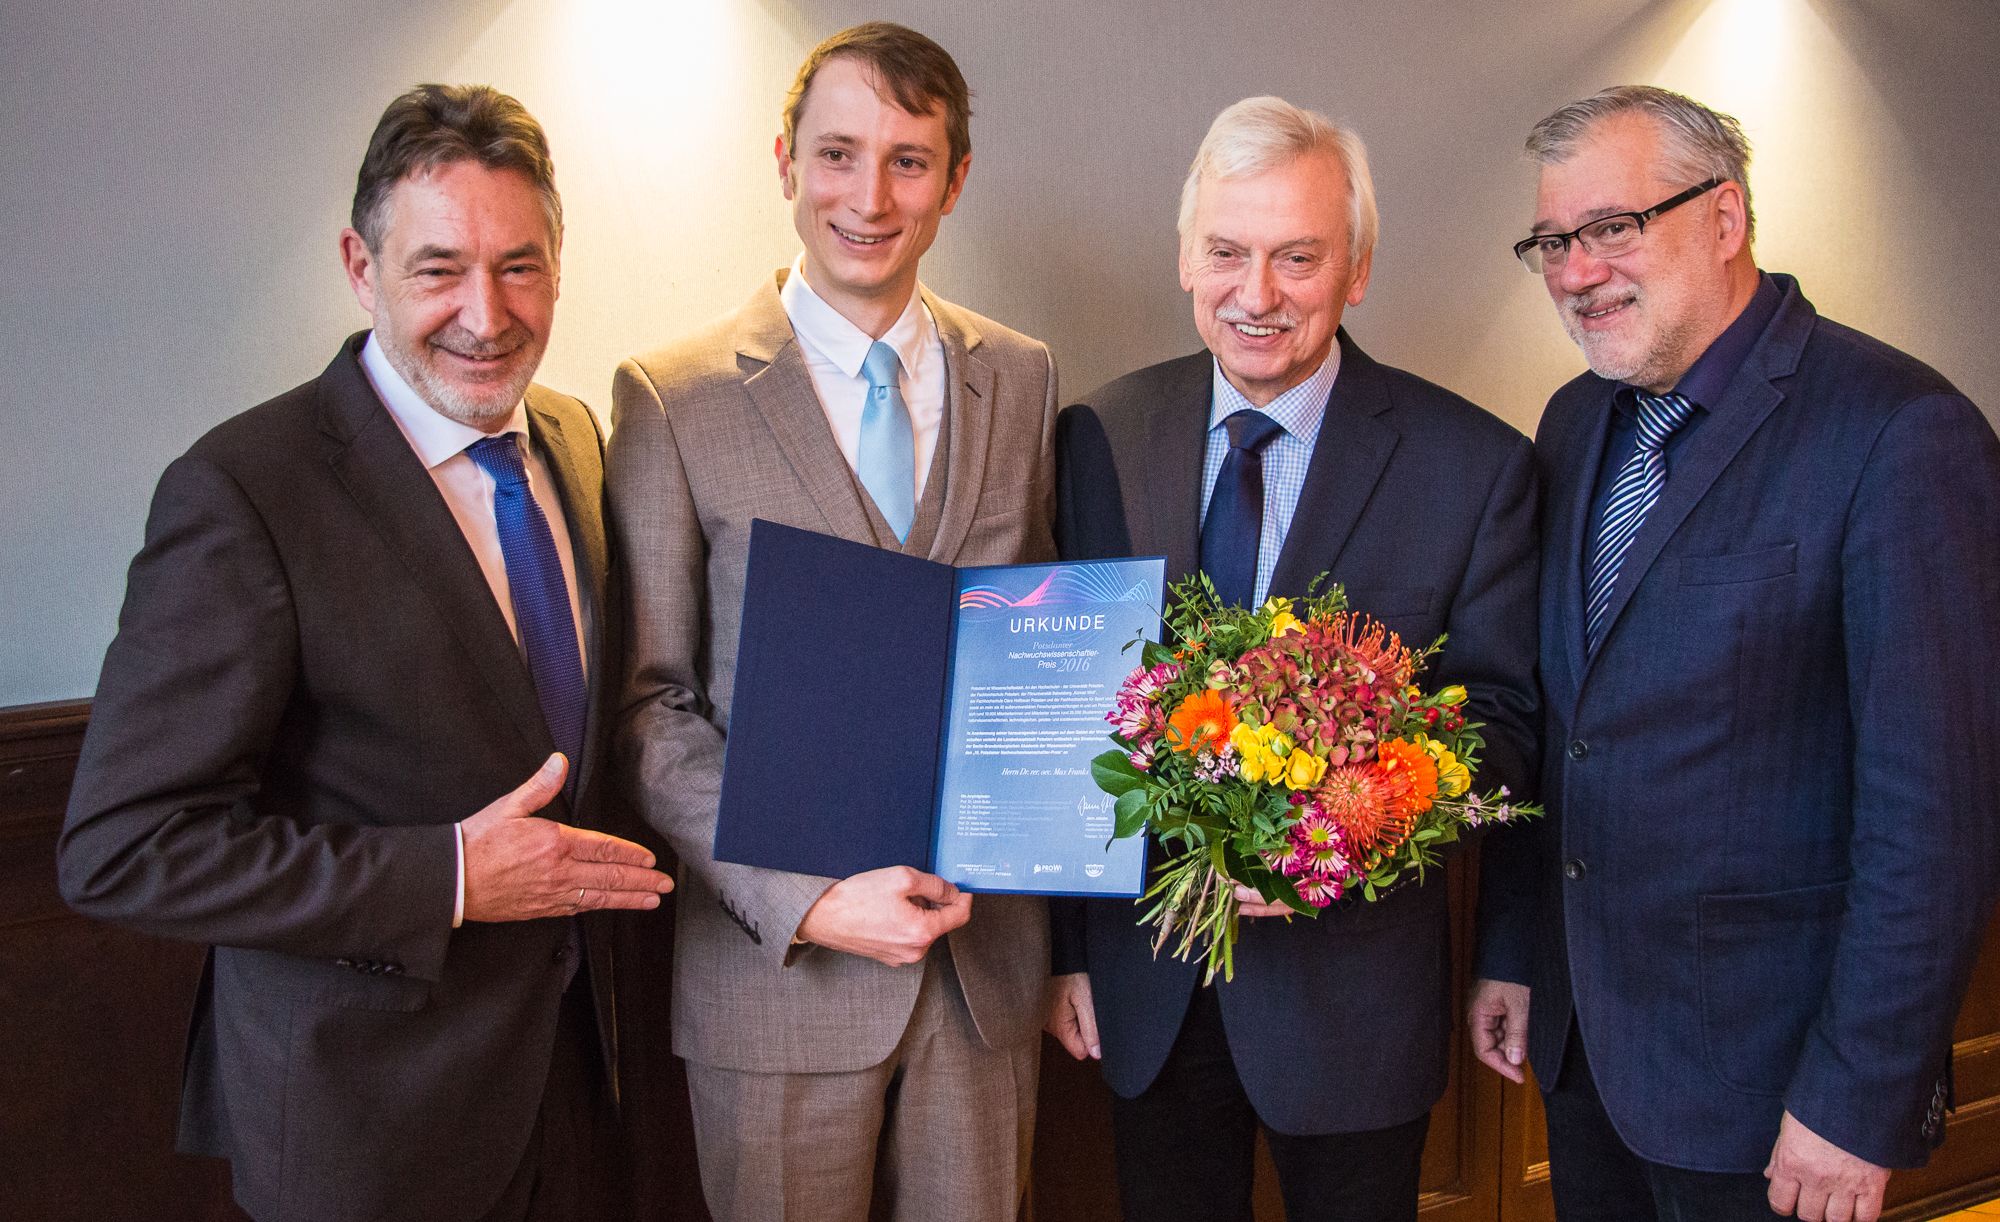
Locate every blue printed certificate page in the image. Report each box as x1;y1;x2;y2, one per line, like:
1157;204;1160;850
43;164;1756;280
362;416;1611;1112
931;557;1164;896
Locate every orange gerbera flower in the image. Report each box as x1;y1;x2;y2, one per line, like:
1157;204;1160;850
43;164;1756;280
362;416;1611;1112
1166;690;1235;756
1315;764;1413;855
1377;737;1440;818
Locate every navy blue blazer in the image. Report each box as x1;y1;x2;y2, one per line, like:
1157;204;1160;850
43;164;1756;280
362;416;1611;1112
1476;274;2000;1171
1053;329;1539;1134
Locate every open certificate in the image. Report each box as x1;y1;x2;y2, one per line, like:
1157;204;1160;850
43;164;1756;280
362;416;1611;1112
714;520;1162;896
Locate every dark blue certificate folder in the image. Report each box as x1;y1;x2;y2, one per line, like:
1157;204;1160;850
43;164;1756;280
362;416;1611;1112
714;519;1161;896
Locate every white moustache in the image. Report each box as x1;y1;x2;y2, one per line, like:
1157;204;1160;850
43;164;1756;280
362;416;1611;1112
1216;309;1297;329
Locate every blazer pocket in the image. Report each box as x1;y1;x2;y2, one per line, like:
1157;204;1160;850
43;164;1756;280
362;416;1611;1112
1339;585;1435;620
225;946;433;1013
1697;879;1846;1095
1680;543;1796;586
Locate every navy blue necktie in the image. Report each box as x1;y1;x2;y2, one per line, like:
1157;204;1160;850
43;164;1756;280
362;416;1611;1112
1584;391;1697;654
1199;410;1284;609
465;435;587;781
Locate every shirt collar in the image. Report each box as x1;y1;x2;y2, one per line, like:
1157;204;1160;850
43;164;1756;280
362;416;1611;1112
779;254;937;381
1208;345;1341;441
359;332;527;469
1618;270;1781;418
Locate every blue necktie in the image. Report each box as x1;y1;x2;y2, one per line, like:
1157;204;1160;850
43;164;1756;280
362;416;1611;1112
858;341;917;543
1584;391;1697;654
465;435;587;780
1199;409;1284;609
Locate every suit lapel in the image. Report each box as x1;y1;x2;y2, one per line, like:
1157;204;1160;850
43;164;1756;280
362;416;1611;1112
925;291;994;564
735;274;877;542
1551;386;1616;694
1144;355;1214;583
525;388;608;807
1578;287;1811;678
1267;330;1399;600
314;340;551;764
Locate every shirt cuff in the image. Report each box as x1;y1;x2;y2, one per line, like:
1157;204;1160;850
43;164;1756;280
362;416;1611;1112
452;822;466;928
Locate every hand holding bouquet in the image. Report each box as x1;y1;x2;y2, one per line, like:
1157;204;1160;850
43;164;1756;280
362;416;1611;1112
1092;576;1537;982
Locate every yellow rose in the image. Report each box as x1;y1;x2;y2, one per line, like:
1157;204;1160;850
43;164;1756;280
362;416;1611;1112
1422;737;1472;797
1284;749;1328;790
1267;611;1304;638
1230;722;1274;783
1261;596;1293;616
1436;685;1468;707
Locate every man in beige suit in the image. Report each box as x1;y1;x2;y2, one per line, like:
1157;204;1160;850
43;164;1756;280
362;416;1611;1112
608;22;1057;1222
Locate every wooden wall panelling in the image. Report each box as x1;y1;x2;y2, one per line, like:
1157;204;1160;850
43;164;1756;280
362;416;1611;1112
9;699;2000;1221
0;700;246;1222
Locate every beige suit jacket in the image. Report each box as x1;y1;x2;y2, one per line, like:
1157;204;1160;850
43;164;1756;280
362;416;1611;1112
609;270;1056;1073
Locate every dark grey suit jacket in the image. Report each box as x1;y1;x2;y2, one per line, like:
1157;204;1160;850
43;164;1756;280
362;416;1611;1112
58;333;620;1222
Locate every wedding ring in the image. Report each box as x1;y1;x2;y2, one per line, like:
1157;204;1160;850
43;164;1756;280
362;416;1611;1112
574;887;586;912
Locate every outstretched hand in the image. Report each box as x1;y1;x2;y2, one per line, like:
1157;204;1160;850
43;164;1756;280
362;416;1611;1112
461;754;674;922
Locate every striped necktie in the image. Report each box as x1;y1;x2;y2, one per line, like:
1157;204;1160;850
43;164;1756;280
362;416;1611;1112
1584;391;1696;655
465;435;587;782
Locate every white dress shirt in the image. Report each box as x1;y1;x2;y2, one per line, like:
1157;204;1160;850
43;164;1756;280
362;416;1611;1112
779;255;947;502
359;334;587;928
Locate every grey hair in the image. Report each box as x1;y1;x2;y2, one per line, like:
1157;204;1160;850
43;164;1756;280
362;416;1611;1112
1177;96;1379;265
1526;85;1754;243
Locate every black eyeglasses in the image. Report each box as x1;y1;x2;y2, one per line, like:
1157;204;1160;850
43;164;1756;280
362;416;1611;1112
1512;178;1723;273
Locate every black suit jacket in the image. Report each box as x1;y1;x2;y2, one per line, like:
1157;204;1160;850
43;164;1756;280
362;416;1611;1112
58;334;620;1222
1477;274;2000;1170
1053;329;1539;1133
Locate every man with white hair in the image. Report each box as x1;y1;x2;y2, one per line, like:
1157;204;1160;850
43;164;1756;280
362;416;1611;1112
1048;96;1539;1221
1470;85;2000;1222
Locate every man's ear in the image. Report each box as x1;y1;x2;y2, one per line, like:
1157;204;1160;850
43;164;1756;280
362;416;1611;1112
338;228;377;314
1713;180;1750;261
776;134;797;201
938;153;972;217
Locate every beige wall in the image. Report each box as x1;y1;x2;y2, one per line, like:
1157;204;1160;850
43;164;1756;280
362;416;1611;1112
4;0;1995;703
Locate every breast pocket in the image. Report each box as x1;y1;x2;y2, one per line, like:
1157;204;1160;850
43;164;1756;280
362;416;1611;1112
1697;879;1846;1095
1339;585;1437;639
1680;543;1796;586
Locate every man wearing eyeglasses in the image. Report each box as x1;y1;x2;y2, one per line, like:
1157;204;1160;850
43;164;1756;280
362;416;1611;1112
1470;86;2000;1222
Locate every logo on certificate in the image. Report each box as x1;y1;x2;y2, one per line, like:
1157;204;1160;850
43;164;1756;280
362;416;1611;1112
1083;863;1105;878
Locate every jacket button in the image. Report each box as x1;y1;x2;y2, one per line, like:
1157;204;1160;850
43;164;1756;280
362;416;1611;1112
1568;739;1589;760
336;957;356;969
1563;858;1587;881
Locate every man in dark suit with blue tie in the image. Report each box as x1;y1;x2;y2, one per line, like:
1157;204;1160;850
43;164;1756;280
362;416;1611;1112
1047;96;1539;1222
1470;86;2000;1222
57;85;673;1222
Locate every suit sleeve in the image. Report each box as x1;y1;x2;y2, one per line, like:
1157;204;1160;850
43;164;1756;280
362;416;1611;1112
1786;392;2000;1167
57;451;457;981
1048;398;1093;977
1461;434;1545;987
608;360;833;966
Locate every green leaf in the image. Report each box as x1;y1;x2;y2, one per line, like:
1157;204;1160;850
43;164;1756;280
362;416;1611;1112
1113;789;1150;839
1091;749;1146;796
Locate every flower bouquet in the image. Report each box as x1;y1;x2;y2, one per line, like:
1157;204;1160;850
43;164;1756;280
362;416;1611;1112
1092;575;1537;982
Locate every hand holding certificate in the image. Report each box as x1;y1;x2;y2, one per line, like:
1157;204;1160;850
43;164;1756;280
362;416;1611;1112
714;520;1163;897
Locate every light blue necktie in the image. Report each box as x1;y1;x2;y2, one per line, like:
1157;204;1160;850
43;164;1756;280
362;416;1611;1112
1584;391;1697;655
465;435;587;784
858;341;917;543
